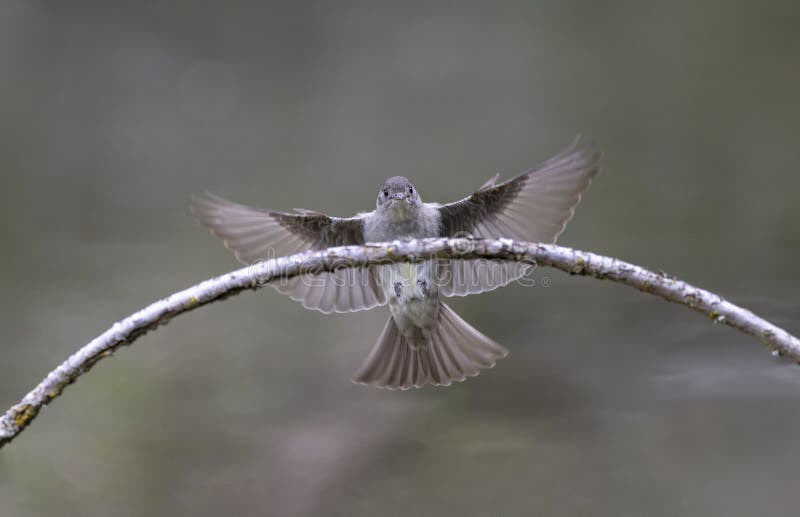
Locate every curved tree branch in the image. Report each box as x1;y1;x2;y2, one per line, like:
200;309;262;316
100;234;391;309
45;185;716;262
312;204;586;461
2;238;798;448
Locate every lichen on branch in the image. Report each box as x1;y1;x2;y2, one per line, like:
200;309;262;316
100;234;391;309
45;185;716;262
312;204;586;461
2;238;798;448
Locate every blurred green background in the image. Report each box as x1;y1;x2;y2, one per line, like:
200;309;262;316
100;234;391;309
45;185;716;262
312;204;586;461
2;1;799;515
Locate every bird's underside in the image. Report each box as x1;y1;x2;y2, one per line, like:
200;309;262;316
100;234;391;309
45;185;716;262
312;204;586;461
192;137;601;388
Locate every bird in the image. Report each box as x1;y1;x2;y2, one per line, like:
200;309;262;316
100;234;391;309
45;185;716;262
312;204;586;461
191;138;601;390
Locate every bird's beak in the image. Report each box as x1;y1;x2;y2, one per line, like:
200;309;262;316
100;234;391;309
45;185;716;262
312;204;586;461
392;193;406;201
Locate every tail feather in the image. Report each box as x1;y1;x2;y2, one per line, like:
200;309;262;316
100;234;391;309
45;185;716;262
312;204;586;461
352;303;508;390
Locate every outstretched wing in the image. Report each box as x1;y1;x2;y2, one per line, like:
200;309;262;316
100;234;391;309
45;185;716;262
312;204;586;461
191;192;364;263
435;138;601;297
191;192;386;313
438;137;601;243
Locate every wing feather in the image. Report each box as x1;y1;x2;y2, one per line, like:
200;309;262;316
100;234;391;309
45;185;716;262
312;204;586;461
435;138;601;297
438;137;601;243
191;192;386;313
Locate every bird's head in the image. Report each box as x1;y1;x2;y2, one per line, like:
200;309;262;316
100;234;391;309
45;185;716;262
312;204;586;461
376;176;421;214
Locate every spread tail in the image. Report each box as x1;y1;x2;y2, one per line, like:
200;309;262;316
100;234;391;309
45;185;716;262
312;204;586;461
352;303;509;390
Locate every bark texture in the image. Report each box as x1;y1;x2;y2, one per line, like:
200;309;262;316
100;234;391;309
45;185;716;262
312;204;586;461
2;238;797;448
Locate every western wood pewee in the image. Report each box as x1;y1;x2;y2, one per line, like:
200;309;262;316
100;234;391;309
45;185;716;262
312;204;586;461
192;139;601;389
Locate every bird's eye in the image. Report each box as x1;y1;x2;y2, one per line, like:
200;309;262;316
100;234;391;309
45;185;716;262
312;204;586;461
382;189;389;197
408;186;414;195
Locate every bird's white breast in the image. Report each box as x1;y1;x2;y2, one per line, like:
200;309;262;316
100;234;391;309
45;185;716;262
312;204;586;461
362;202;441;242
362;202;442;333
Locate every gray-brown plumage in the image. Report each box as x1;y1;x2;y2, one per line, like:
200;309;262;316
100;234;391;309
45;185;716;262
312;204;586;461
190;193;366;262
437;137;600;243
192;138;601;389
